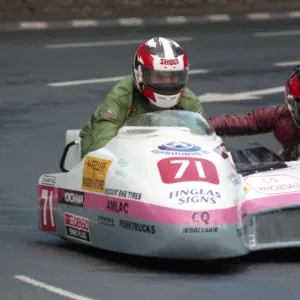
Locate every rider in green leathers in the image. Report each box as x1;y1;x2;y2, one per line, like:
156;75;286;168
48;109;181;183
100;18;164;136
80;37;204;158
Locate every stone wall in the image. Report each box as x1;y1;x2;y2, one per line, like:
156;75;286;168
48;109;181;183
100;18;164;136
1;0;300;22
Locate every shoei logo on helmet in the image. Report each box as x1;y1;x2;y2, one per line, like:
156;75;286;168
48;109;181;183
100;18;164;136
160;58;179;66
158;141;201;152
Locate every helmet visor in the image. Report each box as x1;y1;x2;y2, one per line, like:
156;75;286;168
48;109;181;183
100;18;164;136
143;67;188;95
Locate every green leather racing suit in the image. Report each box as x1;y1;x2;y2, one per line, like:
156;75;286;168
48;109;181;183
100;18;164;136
79;75;204;158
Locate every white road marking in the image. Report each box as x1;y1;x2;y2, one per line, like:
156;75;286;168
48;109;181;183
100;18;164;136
14;275;97;300
289;11;300;18
199;85;284;102
273;60;300;67
20;22;49;29
208;14;231;22
71;20;99;28
48;76;125;87
253;29;300;37
189;69;210;74
166;16;188;24
118;18;144;26
47;69;209;87
45;36;193;49
247;13;271;20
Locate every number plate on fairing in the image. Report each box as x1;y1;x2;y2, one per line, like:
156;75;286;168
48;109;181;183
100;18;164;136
157;157;219;185
39;186;56;232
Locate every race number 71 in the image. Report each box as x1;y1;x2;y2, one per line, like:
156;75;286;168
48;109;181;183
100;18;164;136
39;186;56;232
157;157;219;184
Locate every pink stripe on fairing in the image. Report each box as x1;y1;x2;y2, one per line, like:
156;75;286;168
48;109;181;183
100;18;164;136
52;187;300;225
83;192;239;225
241;192;300;214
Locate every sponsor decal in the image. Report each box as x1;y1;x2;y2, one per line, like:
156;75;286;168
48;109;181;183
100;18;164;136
104;188;142;200
236;224;248;237
233;197;241;205
192;212;210;224
64;213;91;243
106;199;129;214
151;149;209;156
117;159;129;167
41;175;56;186
248;234;256;247
157;157;219;185
169;188;221;205
244;175;300;195
98;216;115;227
82;157;112;193
103;108;116;119
119;220;156;234
244;185;251;195
182;227;219;234
152;141;209;156
159;142;201;152
213;143;228;159
160;58;179;65
115;159;129;178
114;169;127;178
58;189;84;207
228;173;241;186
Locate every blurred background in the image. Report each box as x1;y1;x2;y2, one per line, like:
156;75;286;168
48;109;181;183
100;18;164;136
1;0;300;21
1;1;300;300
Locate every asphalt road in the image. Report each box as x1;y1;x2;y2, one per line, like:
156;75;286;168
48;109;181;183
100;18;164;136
1;19;300;300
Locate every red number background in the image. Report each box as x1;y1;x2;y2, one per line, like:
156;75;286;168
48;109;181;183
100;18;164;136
39;185;56;232
157;157;219;185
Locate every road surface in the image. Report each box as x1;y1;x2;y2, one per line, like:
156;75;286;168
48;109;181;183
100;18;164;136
1;19;300;300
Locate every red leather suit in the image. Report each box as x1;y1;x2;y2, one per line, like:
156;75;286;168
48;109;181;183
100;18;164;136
209;105;300;161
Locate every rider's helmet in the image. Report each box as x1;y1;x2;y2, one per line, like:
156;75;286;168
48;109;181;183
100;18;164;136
285;65;300;128
132;37;189;108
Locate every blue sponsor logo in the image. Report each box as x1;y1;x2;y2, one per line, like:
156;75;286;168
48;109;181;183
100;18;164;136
169;188;221;205
152;141;209;156
158;141;201;152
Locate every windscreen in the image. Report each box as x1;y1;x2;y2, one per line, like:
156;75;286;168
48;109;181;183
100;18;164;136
123;110;214;136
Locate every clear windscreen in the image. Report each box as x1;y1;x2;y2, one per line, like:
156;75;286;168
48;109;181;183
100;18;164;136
123;110;214;136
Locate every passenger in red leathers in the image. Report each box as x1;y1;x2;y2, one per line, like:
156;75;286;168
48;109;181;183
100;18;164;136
209;66;300;161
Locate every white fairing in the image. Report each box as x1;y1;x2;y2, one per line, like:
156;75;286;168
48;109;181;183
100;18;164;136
44;111;240;211
37;111;300;259
38;111;269;259
101;127;241;210
52;116;241;212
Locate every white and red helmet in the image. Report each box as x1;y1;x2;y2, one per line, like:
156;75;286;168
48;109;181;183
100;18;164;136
133;37;189;108
285;65;300;128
